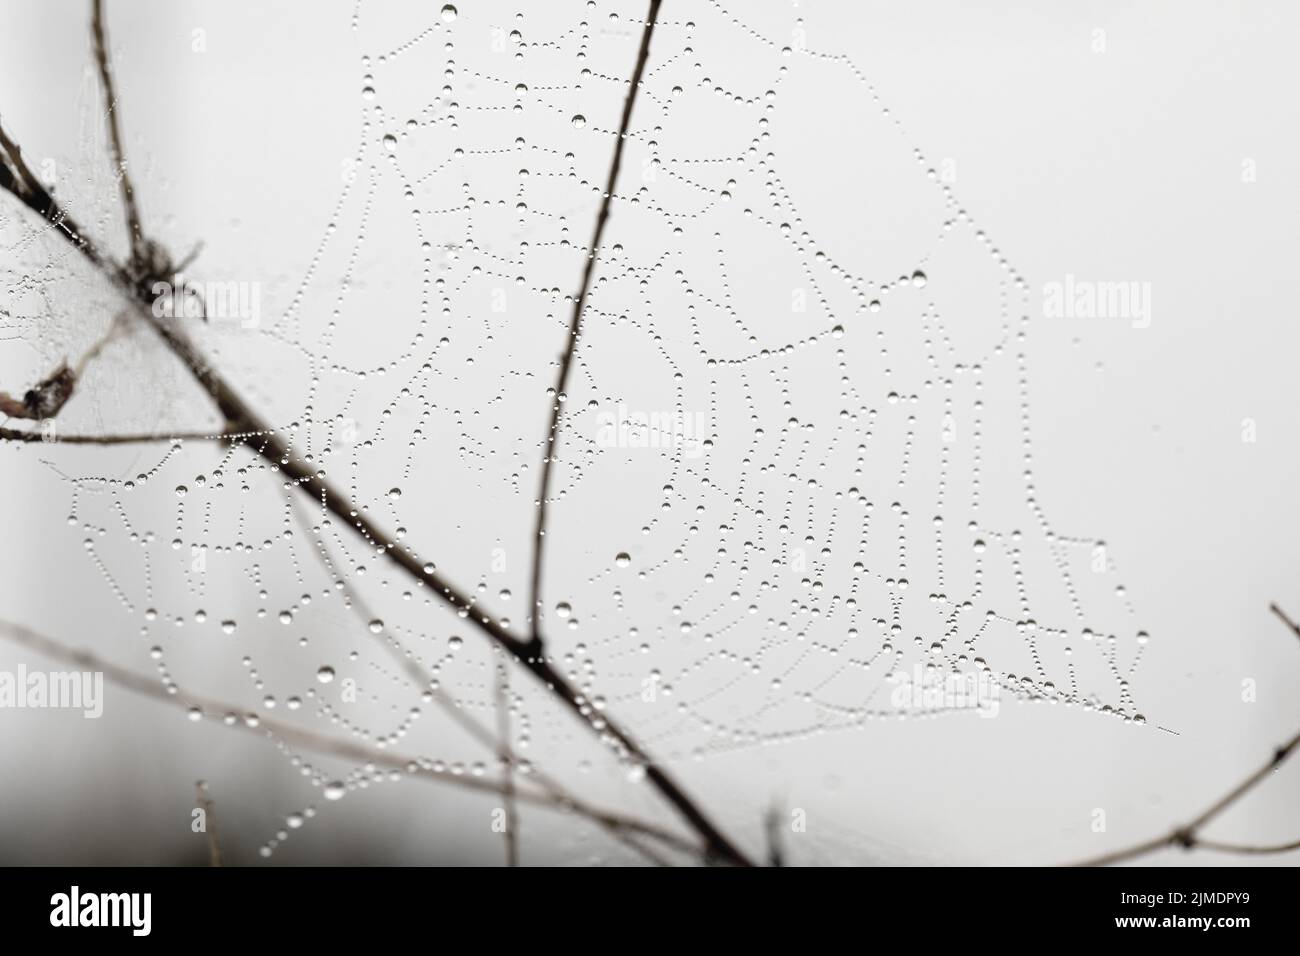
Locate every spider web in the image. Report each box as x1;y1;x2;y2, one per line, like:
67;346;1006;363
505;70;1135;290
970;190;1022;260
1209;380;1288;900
0;0;1151;863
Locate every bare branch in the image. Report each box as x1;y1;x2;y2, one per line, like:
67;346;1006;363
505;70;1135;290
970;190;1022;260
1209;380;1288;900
0;312;127;427
0;114;107;267
496;657;519;866
91;0;144;256
1269;602;1300;643
1069;603;1300;866
0;617;702;859
1069;729;1300;866
0;362;76;420
1194;836;1300;856
0;426;240;444
528;0;664;649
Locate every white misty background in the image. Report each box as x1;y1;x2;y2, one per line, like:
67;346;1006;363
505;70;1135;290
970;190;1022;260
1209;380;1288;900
0;0;1296;865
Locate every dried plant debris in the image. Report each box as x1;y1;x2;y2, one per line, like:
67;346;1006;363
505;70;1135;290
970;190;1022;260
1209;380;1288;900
0;361;76;420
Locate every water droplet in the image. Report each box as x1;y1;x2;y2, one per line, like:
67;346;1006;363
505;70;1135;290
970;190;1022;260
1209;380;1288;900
556;601;572;618
615;552;631;568
911;270;927;288
571;114;586;128
324;781;347;801
382;134;398;152
316;666;335;684
440;4;457;22
368;619;384;634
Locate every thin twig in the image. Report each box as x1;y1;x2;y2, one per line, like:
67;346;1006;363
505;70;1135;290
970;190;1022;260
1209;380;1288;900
91;0;143;256
608;830;672;867
1269;602;1300;643
496;656;519;866
1194;836;1300;855
0;425;241;444
71;310;126;378
0;617;702;858
0;119;105;266
194;780;223;867
1069;604;1300;866
1069;729;1300;866
527;0;664;649
0;311;128;422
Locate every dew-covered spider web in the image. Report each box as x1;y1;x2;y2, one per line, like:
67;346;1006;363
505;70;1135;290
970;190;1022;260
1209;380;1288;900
0;0;1152;863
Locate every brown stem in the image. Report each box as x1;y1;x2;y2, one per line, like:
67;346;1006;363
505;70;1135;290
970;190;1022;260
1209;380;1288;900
1069;604;1300;866
0;121;105;266
0;425;243;444
1269;602;1300;643
496;657;520;866
0;617;701;858
1193;836;1300;855
91;0;144;256
1069;727;1300;866
527;0;664;647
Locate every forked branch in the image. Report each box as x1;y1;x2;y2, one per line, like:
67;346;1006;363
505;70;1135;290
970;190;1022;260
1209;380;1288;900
0;0;752;867
1070;605;1300;866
